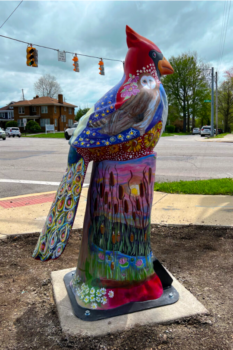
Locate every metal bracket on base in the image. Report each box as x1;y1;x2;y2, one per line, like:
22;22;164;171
64;260;179;322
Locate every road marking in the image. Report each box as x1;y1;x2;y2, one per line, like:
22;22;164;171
0;179;89;187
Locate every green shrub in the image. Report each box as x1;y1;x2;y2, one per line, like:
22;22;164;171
26;120;42;133
5;121;18;128
165;125;175;133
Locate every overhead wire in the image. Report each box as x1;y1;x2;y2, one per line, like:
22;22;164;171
220;0;231;67
217;0;232;71
0;33;124;63
0;0;23;29
217;0;227;69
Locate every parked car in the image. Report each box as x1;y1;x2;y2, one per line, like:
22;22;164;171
64;122;79;140
5;127;21;137
0;128;6;140
218;128;223;134
192;128;200;135
200;126;215;137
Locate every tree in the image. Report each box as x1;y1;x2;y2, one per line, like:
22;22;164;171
218;69;233;132
162;53;211;132
34;74;62;98
75;108;90;122
5;121;18;128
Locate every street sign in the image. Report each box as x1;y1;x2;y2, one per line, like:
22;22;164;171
58;51;66;62
204;100;211;102
23;118;27;127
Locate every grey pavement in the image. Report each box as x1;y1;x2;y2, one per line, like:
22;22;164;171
0;135;233;198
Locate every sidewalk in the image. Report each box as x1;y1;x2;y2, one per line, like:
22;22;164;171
0;188;232;239
199;133;233;143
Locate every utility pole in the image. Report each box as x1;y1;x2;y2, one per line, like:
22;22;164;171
22;89;25;100
211;67;214;137
215;71;218;136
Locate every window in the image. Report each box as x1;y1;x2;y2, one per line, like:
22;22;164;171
54;119;57;127
69;108;72;115
64;107;66;111
18;107;25;114
54;106;57;113
17;119;24;127
41;106;48;114
68;119;73;127
40;118;50;127
32;107;36;113
61;115;66;122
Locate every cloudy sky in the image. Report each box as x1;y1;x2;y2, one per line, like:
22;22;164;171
0;1;232;111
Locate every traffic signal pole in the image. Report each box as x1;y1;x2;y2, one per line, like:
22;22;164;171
211;67;214;137
215;71;218;136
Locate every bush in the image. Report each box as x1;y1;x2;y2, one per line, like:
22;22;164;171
5;121;18;128
26;120;42;133
165;125;175;133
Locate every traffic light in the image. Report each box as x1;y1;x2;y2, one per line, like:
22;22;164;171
72;54;79;72
99;59;105;75
26;46;38;67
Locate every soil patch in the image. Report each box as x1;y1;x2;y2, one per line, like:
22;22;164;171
1;225;233;350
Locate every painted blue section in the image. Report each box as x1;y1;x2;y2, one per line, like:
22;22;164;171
72;79;165;149
68;146;82;165
72;74;129;149
91;243;153;270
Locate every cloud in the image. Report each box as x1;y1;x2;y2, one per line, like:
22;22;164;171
0;1;232;109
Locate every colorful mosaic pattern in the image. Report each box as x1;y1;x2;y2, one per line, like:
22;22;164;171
32;158;86;261
74;121;162;163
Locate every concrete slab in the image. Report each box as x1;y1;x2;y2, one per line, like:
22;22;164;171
51;267;208;337
1;188;233;236
0;189;88;235
152;192;233;227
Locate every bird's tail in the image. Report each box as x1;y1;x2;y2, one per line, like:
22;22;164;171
32;147;88;261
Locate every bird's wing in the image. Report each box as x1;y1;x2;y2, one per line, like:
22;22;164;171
90;89;155;136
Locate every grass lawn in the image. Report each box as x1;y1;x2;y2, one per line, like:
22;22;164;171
22;132;65;138
23;131;192;138
161;132;190;137
154;178;233;195
209;133;231;139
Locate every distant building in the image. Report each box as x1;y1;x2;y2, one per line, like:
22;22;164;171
0;102;16;129
12;94;77;131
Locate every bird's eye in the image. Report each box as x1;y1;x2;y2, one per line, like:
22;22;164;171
143;80;147;84
152;52;156;58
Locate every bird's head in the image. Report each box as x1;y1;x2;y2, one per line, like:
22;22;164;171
124;25;174;82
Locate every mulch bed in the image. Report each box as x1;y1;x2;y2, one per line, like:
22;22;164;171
1;225;233;350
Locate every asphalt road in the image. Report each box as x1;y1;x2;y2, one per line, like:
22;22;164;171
0;135;232;198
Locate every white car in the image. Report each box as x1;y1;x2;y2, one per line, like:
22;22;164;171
200;126;216;137
5;127;21;137
64;122;79;140
192;128;200;135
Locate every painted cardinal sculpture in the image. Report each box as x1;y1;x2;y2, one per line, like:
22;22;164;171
33;26;173;263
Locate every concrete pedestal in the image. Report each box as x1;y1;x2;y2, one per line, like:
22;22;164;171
51;267;208;337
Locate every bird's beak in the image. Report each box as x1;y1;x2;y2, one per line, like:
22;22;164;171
158;57;174;76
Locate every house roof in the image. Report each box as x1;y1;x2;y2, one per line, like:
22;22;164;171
12;96;77;108
0;102;18;111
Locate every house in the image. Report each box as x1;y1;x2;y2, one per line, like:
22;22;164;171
0;102;16;129
12;94;77;132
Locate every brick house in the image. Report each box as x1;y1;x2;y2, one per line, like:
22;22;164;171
0;102;16;129
12;94;77;132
